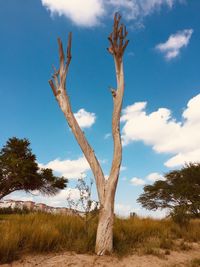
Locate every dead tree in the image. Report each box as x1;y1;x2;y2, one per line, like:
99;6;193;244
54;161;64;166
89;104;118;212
49;13;129;255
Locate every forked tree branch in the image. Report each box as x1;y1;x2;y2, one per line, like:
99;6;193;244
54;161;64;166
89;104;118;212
48;14;129;205
49;14;129;255
49;33;105;203
107;13;129;68
107;13;129;191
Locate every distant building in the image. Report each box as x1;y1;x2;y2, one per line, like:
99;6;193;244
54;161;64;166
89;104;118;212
0;199;22;209
0;199;83;216
35;203;47;212
23;201;35;210
0;200;11;208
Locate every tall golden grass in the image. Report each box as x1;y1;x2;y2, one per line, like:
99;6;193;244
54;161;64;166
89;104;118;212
0;213;199;264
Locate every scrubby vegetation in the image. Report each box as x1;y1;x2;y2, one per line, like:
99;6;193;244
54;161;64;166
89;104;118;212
190;258;200;267
138;163;200;227
0;137;67;200
0;213;200;264
0;207;30;215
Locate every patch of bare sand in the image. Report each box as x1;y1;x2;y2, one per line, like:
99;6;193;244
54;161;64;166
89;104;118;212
1;243;200;267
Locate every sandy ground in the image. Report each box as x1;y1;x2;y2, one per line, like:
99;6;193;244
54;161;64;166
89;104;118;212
1;244;200;267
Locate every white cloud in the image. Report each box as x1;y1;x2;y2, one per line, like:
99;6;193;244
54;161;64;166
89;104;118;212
128;51;135;57
4;195;34;202
129;172;164;186
115;203;166;218
139;208;167;219
146;172;165;182
100;158;108;164
74;108;96;129
130;177;145;186
121;94;200;168
104;133;111;139
37;188;81;207
39;156;90;179
156;29;193;60
41;0;184;27
107;0;140;20
107;0;181;20
41;0;105;27
120;165;127;171
4;188;81;208
138;0;180;16
165;149;200;167
115;203;138;217
104;174;109;180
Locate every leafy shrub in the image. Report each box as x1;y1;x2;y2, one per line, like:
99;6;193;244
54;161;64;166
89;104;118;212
170;206;190;227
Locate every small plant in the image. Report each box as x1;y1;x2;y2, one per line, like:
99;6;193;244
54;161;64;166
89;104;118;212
179;240;191;251
142;246;165;258
67;178;99;237
160;238;173;250
165;250;170;255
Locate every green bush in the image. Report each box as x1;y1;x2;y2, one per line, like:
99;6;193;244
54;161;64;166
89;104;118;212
170;206;191;227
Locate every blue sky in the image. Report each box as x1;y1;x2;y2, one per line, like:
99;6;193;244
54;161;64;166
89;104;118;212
0;0;200;217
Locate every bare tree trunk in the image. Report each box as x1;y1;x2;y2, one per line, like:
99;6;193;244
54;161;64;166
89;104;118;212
95;185;116;255
95;200;114;254
95;58;125;254
48;13;129;255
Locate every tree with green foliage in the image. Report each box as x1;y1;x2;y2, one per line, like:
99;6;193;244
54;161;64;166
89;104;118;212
0;137;67;199
137;163;200;222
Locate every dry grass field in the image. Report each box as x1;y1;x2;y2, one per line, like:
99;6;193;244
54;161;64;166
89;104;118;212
0;213;200;266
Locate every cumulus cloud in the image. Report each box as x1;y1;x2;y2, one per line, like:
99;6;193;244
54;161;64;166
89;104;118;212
108;0;181;20
129;172;164;187
4;188;81;208
41;0;184;27
41;0;105;27
39;156;90;179
138;0;182;16
130;177;145;186
36;188;81;207
121;94;200;168
115;201;167;218
107;0;140;20
146;172;165;182
74;109;96;129
4;194;34;202
156;29;193;60
115;203;138;217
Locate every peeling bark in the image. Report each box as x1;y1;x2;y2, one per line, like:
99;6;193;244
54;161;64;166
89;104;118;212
95;199;114;255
